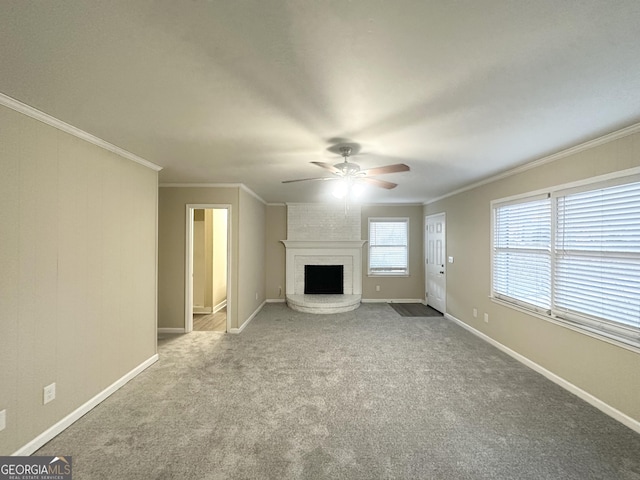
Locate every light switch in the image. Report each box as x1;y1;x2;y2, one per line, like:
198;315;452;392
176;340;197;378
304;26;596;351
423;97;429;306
448;256;454;263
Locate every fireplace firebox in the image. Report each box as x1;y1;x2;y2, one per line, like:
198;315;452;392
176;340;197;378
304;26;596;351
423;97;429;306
304;265;344;294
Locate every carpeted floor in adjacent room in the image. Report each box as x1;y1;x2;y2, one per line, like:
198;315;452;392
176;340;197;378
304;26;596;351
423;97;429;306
35;303;640;479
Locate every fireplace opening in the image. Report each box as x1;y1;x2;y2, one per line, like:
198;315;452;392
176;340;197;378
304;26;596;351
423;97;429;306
304;265;344;294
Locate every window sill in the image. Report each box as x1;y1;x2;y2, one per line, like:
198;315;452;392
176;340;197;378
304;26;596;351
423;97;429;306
489;296;640;355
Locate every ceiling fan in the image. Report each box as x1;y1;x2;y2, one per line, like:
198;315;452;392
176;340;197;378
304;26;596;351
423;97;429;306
282;146;410;193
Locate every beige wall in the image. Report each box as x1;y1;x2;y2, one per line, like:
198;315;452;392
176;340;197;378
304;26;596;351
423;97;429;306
192;210;207;310
0;104;158;455
212;209;228;309
158;187;265;330
264;204;425;301
237;189;266;323
361;205;425;300
265;205;287;300
158;187;238;328
192;209;227;312
425;131;640;423
203;209;214;309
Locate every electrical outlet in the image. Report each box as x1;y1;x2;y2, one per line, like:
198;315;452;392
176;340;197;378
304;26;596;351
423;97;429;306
375;285;380;292
43;383;56;405
0;409;6;432
484;313;489;324
473;308;477;318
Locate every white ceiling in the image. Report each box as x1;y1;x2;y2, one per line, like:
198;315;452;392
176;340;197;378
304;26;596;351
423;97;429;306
2;1;640;204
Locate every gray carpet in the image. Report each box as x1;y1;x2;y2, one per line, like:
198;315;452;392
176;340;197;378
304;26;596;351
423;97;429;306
389;302;443;317
35;303;640;479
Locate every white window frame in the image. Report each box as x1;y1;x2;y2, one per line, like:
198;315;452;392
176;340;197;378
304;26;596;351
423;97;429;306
491;170;640;350
368;217;409;277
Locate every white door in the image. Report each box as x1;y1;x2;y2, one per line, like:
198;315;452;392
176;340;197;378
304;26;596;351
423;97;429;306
426;213;446;313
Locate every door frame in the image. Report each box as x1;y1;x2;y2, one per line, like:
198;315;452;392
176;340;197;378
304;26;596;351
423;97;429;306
425;212;446;313
185;204;232;333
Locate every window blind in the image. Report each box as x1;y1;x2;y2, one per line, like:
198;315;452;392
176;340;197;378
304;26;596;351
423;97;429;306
369;219;408;275
493;196;551;310
492;177;640;348
554;181;640;339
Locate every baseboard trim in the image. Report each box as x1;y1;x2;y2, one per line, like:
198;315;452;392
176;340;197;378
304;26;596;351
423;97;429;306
213;299;227;314
13;354;159;456
444;313;640;435
361;298;424;303
229;300;265;334
266;299;285;303
193;307;212;314
157;327;185;334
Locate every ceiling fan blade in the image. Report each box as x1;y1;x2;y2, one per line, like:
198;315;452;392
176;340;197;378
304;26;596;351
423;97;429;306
359;177;398;189
311;161;342;174
282;177;334;184
360;163;410;176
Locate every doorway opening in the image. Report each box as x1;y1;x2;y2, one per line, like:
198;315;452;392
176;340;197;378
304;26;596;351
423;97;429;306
425;213;446;314
186;205;231;333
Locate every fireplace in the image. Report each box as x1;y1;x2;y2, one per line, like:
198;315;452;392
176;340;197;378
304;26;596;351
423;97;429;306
305;265;344;294
281;240;365;313
282;204;364;314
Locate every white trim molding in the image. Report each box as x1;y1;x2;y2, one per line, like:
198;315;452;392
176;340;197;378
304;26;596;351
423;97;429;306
229;300;265;334
159;183;266;205
361;298;424;303
13;354;159;456
425;121;640;205
0;92;162;172
193;306;212;314
240;183;267;205
213;300;227;314
157;328;186;334
161;183;244;188
445;313;640;435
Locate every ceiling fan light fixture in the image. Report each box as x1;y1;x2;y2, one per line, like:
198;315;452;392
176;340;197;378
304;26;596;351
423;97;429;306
332;180;348;199
282;143;410;199
332;178;365;200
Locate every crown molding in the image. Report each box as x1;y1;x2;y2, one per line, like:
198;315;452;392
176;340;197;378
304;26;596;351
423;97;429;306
159;182;267;205
425;121;640;205
282;202;422;207
159;183;243;188
0;92;162;172
360;202;423;207
239;183;267;205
